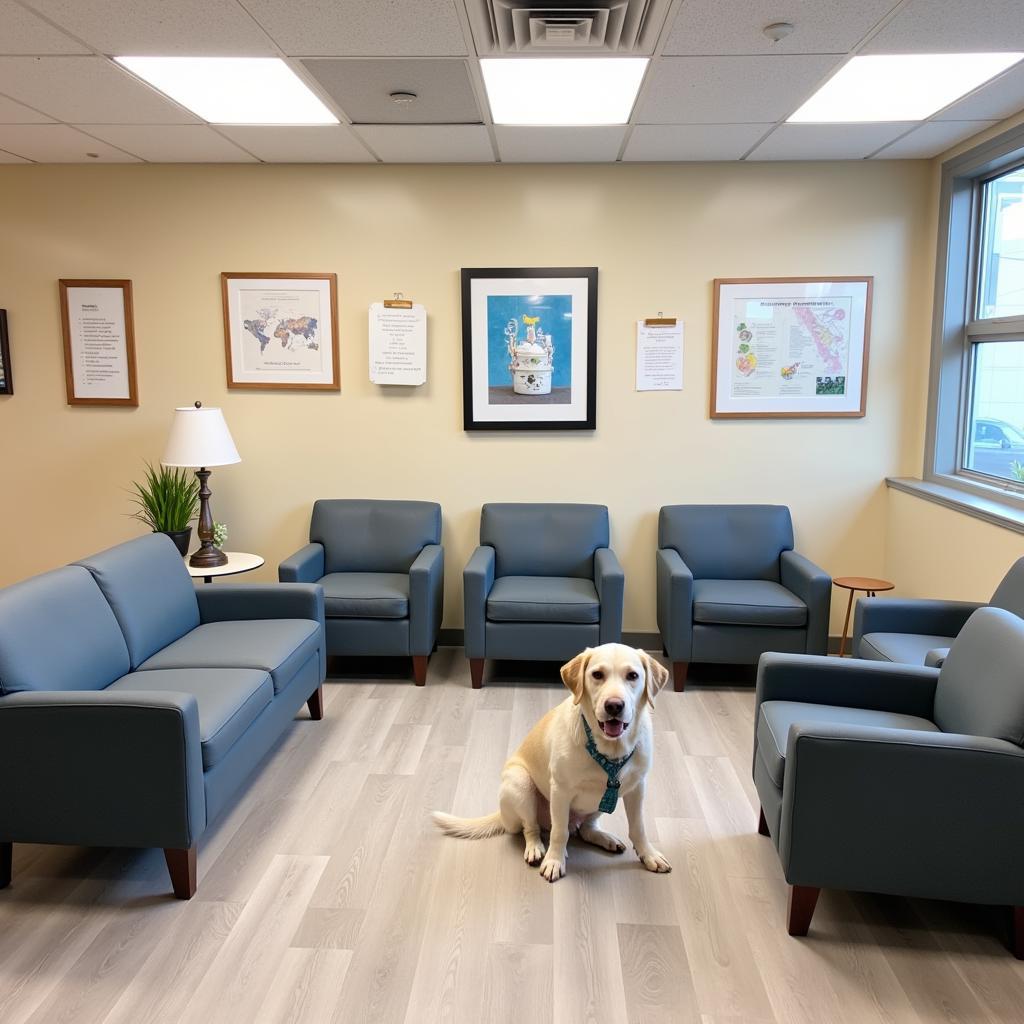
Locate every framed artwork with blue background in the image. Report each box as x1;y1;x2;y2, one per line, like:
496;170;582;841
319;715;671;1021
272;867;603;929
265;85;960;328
461;267;598;430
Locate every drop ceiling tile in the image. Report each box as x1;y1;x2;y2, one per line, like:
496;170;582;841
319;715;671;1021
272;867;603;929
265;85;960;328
623;123;772;161
0;0;89;54
747;122;917;160
82;125;257;162
933;61;1024;121
0;57;199;123
303;58;480;124
636;55;841;124
21;0;277;55
495;127;626;162
864;0;1024;53
356;124;493;162
0;124;141;161
243;0;467;57
874;120;999;159
0;94;55;123
218;125;376;162
663;0;900;56
0;148;31;162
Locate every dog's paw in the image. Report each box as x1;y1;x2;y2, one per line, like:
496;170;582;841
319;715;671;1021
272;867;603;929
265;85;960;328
638;848;672;873
580;828;626;854
539;854;566;883
523;839;546;866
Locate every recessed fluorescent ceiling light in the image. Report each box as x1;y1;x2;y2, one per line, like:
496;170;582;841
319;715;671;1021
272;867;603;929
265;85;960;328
115;57;337;125
789;53;1023;123
481;58;648;126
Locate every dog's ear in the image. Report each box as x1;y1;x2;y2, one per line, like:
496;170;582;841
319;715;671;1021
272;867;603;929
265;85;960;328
638;650;669;707
560;649;591;705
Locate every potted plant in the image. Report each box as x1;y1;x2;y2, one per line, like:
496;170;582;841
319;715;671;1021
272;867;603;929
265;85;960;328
129;462;200;556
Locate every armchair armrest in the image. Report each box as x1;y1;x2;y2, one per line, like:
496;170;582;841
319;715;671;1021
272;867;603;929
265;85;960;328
278;542;325;585
779;722;1024;904
852;597;982;650
463;546;495;660
656;548;694;660
594;548;624;644
0;690;205;850
409;544;444;656
780;550;831;655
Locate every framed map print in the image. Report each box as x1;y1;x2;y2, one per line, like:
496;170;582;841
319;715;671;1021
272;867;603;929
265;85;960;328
222;272;339;390
711;277;872;418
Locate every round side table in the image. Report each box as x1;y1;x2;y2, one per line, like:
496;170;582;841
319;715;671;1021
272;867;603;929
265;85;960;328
834;576;894;657
185;551;264;585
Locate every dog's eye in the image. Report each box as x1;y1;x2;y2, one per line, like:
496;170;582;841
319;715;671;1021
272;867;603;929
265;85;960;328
626;671;639;681
592;669;604;680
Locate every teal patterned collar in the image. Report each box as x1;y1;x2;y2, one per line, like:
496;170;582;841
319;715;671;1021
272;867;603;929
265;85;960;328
580;714;635;813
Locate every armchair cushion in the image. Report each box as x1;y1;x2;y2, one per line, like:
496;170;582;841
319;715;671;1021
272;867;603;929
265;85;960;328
693;579;807;628
757;699;938;787
859;632;956;665
481;503;608;578
990;555;1024;618
108;668;272;769
486;576;600;624
319;572;409;619
137;619;320;694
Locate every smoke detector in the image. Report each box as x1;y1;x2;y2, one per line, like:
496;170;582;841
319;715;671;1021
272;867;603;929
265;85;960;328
763;22;794;44
389;91;418;105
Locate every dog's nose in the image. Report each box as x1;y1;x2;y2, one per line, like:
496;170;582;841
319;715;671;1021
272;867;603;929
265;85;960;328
604;698;625;718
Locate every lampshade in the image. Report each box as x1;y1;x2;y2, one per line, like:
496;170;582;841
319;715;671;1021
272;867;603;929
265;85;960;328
161;403;241;468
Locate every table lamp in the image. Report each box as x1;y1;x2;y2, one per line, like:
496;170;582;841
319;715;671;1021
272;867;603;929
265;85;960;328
162;401;241;569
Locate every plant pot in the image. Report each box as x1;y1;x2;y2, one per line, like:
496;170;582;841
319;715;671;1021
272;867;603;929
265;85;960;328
160;528;192;557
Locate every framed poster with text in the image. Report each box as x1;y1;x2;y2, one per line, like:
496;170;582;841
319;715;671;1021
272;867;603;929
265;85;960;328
711;277;872;418
59;280;138;406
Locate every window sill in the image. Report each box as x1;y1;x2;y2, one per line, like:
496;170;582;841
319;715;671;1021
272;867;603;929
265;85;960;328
886;476;1024;535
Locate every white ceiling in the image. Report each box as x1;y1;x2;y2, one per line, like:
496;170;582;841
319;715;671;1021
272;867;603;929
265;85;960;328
0;0;1022;164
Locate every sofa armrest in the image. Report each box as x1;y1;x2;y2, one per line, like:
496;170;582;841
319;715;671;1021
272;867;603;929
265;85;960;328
409;544;444;656
0;690;205;850
778;722;1024;905
780;550;831;655
852;597;982;650
594;548;624;644
463;546;495;660
656;548;694;661
278;543;325;584
197;582;325;625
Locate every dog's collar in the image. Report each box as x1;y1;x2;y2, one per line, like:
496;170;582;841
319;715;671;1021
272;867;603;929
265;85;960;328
580;714;635;814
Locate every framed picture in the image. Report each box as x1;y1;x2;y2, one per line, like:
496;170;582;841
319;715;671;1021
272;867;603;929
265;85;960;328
0;309;11;396
461;267;598;430
59;279;138;406
711;277;872;419
222;272;340;390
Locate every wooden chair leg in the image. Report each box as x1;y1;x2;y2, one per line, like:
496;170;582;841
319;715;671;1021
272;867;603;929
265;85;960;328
1013;906;1024;960
306;685;324;721
758;807;770;837
470;658;485;689
673;661;688;692
787;885;820;936
412;655;428;687
164;846;197;900
0;842;12;889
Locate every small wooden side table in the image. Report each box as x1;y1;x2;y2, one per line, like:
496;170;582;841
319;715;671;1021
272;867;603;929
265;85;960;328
185;551;264;585
834;576;895;657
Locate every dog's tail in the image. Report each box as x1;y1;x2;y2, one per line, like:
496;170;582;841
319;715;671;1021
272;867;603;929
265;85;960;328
431;810;506;839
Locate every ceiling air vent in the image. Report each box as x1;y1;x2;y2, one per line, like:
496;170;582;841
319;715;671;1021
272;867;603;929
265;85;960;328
471;0;670;54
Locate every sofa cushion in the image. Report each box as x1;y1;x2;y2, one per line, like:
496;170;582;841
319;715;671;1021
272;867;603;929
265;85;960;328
692;579;806;628
0;566;130;696
859;632;956;665
75;534;200;669
320;572;409;619
137;619;320;694
107;668;273;769
486;576;600;624
757;700;940;787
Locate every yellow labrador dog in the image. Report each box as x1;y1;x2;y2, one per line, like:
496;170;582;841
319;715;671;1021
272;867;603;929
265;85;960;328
433;644;671;882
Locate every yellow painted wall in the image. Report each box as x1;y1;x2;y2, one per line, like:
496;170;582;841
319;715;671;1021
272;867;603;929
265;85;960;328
0;161;934;632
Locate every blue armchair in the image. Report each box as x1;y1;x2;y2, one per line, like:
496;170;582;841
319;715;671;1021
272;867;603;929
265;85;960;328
853;556;1024;667
279;499;443;685
657;505;831;691
752;607;1024;957
463;503;623;688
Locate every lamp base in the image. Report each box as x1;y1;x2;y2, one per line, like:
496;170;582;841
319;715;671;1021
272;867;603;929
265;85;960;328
189;544;228;569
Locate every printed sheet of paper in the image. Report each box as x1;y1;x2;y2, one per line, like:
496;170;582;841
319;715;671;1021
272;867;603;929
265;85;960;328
65;286;131;400
636;320;683;391
369;303;426;385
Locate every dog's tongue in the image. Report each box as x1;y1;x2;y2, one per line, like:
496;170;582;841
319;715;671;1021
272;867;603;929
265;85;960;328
601;719;625;738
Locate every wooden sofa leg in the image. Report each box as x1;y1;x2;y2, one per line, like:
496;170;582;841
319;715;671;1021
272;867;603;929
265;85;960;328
470;658;485;689
306;685;324;721
758;807;770;837
164;846;197;900
673;661;688;692
787;885;820;936
0;842;11;889
1013;906;1024;960
412;655;428;687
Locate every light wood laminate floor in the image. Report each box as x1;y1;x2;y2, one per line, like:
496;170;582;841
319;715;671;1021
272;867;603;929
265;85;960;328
2;650;1022;1024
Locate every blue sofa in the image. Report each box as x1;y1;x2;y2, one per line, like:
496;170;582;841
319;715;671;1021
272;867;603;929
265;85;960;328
0;534;326;899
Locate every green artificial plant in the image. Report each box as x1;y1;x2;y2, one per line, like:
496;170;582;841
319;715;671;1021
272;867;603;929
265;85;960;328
129;462;200;533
